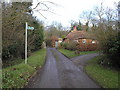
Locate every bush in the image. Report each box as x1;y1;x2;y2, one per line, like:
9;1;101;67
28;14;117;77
60;42;68;49
61;41;78;51
2;48;11;60
98;55;112;67
2;43;25;60
90;25;120;68
8;44;19;58
99;31;120;68
74;50;80;54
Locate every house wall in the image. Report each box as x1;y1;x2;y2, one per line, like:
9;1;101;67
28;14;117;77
77;39;99;51
64;38;99;51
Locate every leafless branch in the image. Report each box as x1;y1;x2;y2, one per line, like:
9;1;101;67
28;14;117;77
32;1;58;19
38;11;47;19
35;9;56;15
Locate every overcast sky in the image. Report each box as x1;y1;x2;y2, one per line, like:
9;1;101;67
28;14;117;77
32;0;119;27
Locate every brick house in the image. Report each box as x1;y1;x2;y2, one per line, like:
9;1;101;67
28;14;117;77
63;26;99;51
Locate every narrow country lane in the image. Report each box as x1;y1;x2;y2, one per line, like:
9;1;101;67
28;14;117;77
26;48;100;88
26;48;60;88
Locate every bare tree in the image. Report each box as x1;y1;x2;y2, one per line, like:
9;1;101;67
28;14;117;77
80;10;93;25
32;0;58;19
94;2;105;23
104;7;117;28
105;8;114;21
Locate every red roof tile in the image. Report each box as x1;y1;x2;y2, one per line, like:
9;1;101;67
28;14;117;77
65;30;86;40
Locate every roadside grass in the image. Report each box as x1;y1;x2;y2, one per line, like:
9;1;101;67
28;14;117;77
58;49;98;58
28;49;46;69
85;56;119;88
2;49;46;88
2;64;35;88
0;70;2;88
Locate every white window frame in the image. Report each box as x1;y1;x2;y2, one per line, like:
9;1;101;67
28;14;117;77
82;39;86;44
92;40;95;44
74;40;78;43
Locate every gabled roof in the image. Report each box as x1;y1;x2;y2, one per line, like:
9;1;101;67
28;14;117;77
65;27;86;40
66;31;86;40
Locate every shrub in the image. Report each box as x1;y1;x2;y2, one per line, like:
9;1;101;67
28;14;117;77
2;43;25;60
89;25;120;68
74;50;80;54
98;30;120;68
8;44;19;58
60;42;68;49
62;41;78;51
2;48;11;60
66;41;78;50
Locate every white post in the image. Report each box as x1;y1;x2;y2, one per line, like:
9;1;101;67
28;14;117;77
25;22;28;64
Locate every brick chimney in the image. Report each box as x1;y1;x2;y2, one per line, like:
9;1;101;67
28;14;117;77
73;26;77;32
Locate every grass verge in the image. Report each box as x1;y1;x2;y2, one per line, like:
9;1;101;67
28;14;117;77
85;56;119;88
0;70;2;88
27;49;46;69
58;49;98;58
2;49;46;88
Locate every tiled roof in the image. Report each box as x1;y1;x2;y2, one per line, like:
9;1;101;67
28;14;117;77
65;30;86;40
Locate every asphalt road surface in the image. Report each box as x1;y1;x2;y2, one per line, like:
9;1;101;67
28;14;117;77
26;48;100;88
71;53;99;70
